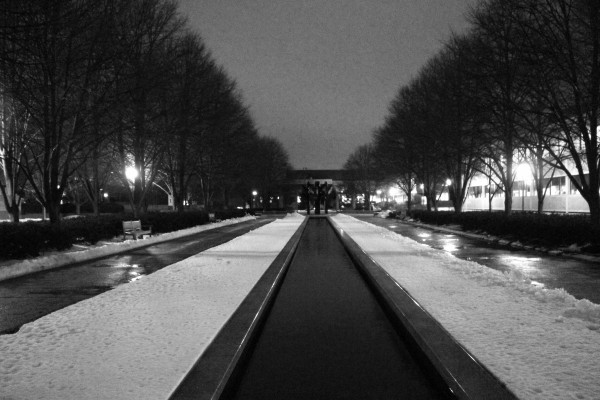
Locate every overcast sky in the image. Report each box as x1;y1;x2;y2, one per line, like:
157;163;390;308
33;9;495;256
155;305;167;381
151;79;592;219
177;0;474;170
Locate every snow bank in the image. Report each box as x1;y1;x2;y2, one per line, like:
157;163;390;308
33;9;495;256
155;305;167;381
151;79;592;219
0;215;305;400
331;214;600;400
0;216;256;282
376;210;392;218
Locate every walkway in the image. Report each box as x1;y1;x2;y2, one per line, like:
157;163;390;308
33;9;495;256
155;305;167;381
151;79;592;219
0;217;274;334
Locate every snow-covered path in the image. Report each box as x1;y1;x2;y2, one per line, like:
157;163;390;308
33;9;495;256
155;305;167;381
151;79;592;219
0;214;304;400
331;214;600;400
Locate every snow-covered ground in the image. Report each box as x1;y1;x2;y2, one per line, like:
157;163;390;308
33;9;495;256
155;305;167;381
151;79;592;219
331;214;600;400
0;215;257;282
1;212;598;399
0;213;304;399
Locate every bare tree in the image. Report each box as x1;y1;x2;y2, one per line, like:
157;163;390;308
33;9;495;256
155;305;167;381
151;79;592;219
468;1;532;215
0;0;124;224
112;0;184;217
0;92;30;222
344;144;378;210
373;124;417;212
250;136;291;211
155;33;214;212
515;0;600;223
422;40;483;213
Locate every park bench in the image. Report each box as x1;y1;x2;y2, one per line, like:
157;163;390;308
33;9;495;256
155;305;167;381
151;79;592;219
122;220;152;240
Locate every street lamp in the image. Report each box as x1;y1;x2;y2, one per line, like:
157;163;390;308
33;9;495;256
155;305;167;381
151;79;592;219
516;163;532;211
444;179;452;203
125;166;138;182
252;190;258;209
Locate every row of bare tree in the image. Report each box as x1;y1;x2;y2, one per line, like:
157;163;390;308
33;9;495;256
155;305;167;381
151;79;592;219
347;0;600;224
0;0;290;224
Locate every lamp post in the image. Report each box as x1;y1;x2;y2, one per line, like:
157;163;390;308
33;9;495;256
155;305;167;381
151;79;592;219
125;166;138;183
516;163;531;212
252;190;258;209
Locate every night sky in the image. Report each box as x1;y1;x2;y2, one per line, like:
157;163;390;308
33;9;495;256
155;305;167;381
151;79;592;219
177;0;474;170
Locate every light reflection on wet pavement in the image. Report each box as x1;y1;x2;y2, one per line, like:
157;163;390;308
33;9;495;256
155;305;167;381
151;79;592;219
0;218;275;334
355;215;600;304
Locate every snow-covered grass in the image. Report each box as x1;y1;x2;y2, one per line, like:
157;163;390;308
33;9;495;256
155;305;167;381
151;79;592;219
0;216;256;282
331;214;600;400
0;213;305;400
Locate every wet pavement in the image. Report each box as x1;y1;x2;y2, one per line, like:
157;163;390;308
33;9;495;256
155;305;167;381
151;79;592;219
0;217;275;334
355;214;600;304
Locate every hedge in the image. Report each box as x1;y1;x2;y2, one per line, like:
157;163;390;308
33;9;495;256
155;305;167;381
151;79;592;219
408;210;600;248
214;209;253;220
0;210;217;260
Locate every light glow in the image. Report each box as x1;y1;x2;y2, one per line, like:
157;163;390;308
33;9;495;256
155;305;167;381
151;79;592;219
125;166;138;182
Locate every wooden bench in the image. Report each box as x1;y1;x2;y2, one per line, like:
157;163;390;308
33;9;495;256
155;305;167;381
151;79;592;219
122;220;152;240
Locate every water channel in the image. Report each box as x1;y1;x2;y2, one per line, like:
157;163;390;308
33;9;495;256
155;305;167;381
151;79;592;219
225;217;452;399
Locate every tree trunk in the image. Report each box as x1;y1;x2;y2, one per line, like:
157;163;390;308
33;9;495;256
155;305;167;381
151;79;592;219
504;153;513;216
7;203;20;223
589;198;600;226
587;174;600;225
504;194;513;216
48;200;61;225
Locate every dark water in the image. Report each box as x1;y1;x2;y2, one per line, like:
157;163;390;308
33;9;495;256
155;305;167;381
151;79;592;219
228;218;448;400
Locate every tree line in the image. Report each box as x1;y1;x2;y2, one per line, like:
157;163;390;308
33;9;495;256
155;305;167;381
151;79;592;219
0;0;290;225
346;0;600;224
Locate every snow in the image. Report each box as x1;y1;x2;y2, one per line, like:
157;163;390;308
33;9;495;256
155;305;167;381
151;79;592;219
0;216;257;282
0;214;304;399
330;214;600;400
1;211;598;399
376;210;393;218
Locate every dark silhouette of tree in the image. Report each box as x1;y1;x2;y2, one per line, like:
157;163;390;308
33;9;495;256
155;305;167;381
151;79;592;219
0;0;125;224
515;0;600;224
436;39;485;212
0;93;30;222
250;136;291;211
344;144;378;209
373;124;416;212
154;33;216;212
111;0;184;217
468;1;537;215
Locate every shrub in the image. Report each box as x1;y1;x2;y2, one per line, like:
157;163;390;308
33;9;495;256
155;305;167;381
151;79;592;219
0;209;248;260
80;202;126;214
142;211;210;234
408;210;600;248
0;222;45;258
214;209;250;220
21;201;43;214
59;203;77;214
